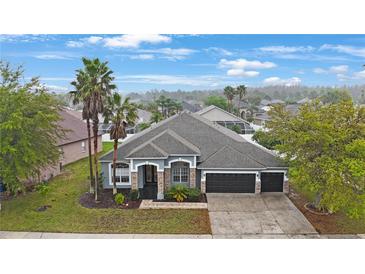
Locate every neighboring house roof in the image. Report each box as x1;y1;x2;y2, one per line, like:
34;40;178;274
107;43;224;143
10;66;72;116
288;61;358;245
254;112;270;121
58;109;99;146
100;111;286;169
136;109;152;124
297;97;310;104
269;99;285;105
260;99;271;106
197;105;250;124
182;101;202;112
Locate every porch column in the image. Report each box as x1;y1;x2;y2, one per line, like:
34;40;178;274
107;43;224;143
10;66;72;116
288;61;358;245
189;168;196;188
283;172;289;194
131;172;138;190
157;171;164;200
255;172;261;194
164;168;171;191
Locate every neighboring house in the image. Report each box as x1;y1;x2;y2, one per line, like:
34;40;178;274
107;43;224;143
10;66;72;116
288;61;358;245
99;111;288;200
253;103;300;126
182;100;202;112
197;105;255;134
99;108;152;139
38;110;102;182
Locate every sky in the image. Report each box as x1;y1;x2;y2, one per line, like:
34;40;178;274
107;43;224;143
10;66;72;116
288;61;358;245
1;34;365;94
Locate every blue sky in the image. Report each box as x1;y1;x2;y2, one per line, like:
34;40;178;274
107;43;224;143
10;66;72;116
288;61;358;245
1;34;364;93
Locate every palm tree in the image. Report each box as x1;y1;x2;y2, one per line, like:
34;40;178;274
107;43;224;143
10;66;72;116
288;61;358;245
150;111;163;124
82;57;116;201
224;86;236;113
70;70;95;194
104;92;137;195
236;85;247;116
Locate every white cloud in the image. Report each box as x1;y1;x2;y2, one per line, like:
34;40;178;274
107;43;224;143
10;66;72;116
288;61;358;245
219;58;275;78
313;68;328;74
117;74;225;87
219;58;276;70
354;70;365;79
263;76;301;87
205;47;233;56
320;44;365;57
66;41;84;48
329;65;349;74
313;65;349;80
137;48;196;60
226;69;259;77
258;45;315;53
34;54;71;60
103;34;171;48
85;36;103;44
129;54;155;60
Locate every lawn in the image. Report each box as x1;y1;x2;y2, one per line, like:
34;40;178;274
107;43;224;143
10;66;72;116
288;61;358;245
289;185;365;234
0;143;211;234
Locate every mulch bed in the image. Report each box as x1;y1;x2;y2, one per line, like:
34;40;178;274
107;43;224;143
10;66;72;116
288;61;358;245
79;189;141;209
288;187;359;234
153;194;207;203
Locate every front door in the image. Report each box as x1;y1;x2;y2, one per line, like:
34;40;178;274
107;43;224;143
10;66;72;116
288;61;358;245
145;165;157;184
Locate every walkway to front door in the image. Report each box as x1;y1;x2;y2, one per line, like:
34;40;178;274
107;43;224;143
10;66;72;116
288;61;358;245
207;193;317;238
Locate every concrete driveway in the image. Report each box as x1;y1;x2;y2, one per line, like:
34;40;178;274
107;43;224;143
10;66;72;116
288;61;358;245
207;193;318;238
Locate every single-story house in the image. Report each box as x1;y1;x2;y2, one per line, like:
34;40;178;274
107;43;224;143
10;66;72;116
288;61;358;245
99;111;288;200
196;105;255;134
182;100;202;113
38;109;102;181
99;108;152;138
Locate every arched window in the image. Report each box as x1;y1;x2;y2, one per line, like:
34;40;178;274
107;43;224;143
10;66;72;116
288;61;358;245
171;162;189;184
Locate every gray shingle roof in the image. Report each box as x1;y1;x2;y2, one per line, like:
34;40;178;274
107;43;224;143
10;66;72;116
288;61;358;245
127;142;168;158
99;111;286;169
198;145;266;169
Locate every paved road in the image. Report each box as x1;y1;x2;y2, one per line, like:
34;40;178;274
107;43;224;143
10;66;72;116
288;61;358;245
207;193;319;238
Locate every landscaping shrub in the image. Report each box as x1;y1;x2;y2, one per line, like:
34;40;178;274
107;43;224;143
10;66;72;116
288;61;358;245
167;185;189;202
129;190;140;201
187;188;201;201
35;182;50;195
114;193;125;205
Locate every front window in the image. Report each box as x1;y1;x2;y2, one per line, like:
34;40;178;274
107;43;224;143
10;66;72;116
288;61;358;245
172;162;189;183
111;163;129;183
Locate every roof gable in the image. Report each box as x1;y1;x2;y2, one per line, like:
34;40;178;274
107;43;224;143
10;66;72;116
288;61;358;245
198;145;266;169
197;105;249;123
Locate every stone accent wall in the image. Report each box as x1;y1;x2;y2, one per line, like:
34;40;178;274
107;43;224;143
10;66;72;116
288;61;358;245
157;171;164;200
131;172;138;190
283;179;289;194
189;168;196;188
164;168;171;191
255;176;261;194
201;180;206;193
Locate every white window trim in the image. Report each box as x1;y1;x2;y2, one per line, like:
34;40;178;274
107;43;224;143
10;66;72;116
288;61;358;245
171;162;189;184
108;162;131;186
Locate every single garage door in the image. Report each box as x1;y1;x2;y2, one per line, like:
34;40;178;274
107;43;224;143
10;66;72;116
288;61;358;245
261;172;284;192
206;173;256;193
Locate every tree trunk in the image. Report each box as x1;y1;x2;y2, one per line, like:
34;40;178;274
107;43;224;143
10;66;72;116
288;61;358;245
112;139;118;195
86;119;94;194
93;121;99;201
314;192;322;209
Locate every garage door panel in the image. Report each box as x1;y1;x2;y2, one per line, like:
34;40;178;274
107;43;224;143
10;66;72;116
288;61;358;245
261;172;284;192
206;173;255;193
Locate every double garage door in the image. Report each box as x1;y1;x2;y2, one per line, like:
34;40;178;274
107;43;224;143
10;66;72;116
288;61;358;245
206;172;283;193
